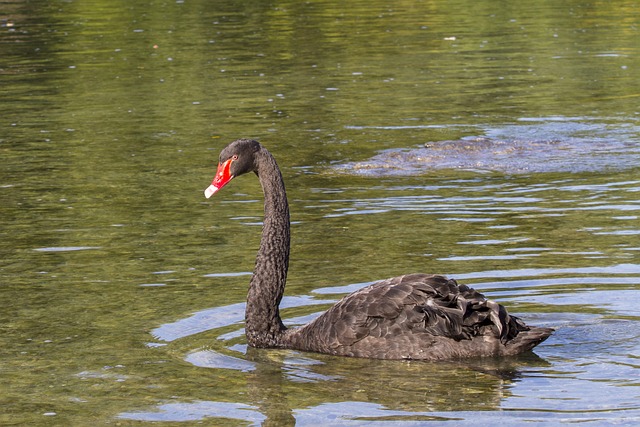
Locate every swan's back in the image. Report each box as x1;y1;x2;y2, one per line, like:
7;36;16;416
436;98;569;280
285;274;552;360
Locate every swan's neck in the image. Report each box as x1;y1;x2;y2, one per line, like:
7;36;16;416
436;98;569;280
245;149;290;348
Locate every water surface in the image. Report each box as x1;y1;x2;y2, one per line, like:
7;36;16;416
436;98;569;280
1;0;639;425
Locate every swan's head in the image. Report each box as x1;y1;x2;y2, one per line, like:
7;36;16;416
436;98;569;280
204;139;261;198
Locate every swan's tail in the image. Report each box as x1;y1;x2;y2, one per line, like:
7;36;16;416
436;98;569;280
504;326;554;355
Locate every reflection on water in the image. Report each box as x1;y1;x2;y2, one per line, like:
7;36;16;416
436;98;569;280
339;118;640;175
151;295;334;342
120;344;551;425
119;401;267;424
132;252;640;424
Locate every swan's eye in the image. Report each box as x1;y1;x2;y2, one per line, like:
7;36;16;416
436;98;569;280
232;154;238;161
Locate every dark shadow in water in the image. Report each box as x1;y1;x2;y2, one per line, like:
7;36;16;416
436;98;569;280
244;347;552;425
118;341;551;425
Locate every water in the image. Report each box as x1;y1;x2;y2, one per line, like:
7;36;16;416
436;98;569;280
339;118;640;174
1;0;639;425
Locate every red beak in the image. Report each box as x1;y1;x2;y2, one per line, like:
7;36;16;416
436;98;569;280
204;157;234;199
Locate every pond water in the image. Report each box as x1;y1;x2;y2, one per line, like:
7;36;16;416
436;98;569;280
1;0;639;425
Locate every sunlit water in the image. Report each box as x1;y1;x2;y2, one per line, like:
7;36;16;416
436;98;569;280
1;0;639;425
135;172;640;425
339;118;640;175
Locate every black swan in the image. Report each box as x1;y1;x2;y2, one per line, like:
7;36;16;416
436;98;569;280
204;139;553;360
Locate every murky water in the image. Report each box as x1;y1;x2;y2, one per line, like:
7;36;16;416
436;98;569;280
1;0;639;425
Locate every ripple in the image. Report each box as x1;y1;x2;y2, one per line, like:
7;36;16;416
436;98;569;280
33;246;102;252
118;401;265;423
335;119;640;175
152;295;335;342
185;350;256;372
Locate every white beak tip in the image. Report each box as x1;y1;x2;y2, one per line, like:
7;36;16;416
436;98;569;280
204;184;217;199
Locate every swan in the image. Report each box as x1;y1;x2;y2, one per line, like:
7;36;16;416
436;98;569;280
204;139;553;360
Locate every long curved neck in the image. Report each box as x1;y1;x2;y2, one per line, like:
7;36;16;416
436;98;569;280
245;148;290;348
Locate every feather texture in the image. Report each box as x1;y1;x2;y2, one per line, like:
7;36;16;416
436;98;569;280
285;274;552;359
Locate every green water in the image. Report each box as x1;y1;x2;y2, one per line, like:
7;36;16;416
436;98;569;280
1;0;639;425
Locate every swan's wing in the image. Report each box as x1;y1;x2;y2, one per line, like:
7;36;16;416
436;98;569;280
312;274;528;349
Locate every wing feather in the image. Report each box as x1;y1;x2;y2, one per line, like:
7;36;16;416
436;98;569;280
292;274;534;356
